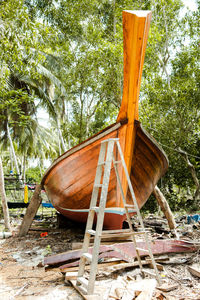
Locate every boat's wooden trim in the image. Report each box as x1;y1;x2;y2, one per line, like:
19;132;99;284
116;11;152;201
117;11;152;123
41;120;127;185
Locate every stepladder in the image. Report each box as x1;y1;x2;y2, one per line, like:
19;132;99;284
76;138;161;296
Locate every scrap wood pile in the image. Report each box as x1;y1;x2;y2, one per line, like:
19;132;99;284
43;215;200;299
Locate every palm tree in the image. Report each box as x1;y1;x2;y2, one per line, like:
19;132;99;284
0;154;11;231
0;53;69;179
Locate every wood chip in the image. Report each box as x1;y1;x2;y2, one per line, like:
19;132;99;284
188;265;200;278
157;283;178;292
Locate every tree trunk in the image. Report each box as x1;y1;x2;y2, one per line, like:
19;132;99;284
22;154;26;183
7;123;22;181
79;90;84;144
153;185;177;231
66;100;71;149
47;82;67;153
9;146;14;171
56;118;67;153
0;156;12;231
18;184;42;236
178;148;200;202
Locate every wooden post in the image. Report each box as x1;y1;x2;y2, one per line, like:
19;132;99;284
0;156;12;232
18;184;42;237
153;185;177;233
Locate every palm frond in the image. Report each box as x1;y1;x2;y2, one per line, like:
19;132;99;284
36;64;67;95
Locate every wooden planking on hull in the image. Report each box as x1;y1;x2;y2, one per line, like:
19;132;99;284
42;121;124;185
43;124;126;210
127;121;168;208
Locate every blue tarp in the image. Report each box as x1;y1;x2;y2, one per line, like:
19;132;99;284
187;214;200;224
41;203;54;208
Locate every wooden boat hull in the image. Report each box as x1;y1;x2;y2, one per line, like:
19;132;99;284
42;121;168;229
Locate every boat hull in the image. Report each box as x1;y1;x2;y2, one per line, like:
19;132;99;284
42;121;168;229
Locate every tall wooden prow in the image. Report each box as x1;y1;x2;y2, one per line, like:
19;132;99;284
117;11;152;206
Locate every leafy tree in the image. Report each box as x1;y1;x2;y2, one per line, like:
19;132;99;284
0;0;199;213
140;0;200;207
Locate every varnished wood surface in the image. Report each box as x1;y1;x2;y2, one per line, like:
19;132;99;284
117;11;152;201
42;120;168;229
43;125;124;210
127;121;168;208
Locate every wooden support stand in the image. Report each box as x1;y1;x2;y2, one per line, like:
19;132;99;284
18;184;42;237
153;185;177;232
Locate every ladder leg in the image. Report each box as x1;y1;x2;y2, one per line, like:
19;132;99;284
115;140;161;284
113;158;145;273
77;143;106;279
88;140;115;294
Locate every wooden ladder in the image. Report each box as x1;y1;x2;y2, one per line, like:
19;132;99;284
76;138;161;295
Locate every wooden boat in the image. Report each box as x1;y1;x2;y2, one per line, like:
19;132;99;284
41;11;168;229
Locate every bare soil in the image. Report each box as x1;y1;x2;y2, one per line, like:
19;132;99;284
0;213;200;299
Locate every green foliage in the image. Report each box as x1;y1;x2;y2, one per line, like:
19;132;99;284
0;0;199;211
139;0;200;207
26;166;42;183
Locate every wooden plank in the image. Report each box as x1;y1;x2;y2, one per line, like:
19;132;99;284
188;266;200;278
69;280;106;300
60;261;122;273
157;283;178;292
18;184;42;237
147;262;164;271
44;240;197;267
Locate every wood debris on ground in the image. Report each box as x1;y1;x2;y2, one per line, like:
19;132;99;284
0;214;200;299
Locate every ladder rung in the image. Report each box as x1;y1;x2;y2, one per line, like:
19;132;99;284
124;204;136;208
142;269;157;277
113;160;121;164
132;231;147;235
100;232;134;238
98;161;106;166
99;229;148;238
94;184;103;188
82;253;92;262
127;210;137;213
90;206;99;212
136;247;149;253
102;229;131;234
77;277;89;288
87;229;96;236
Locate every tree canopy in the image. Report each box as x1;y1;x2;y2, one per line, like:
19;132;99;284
0;0;199;210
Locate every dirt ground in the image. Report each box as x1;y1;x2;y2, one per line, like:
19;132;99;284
0;213;200;299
